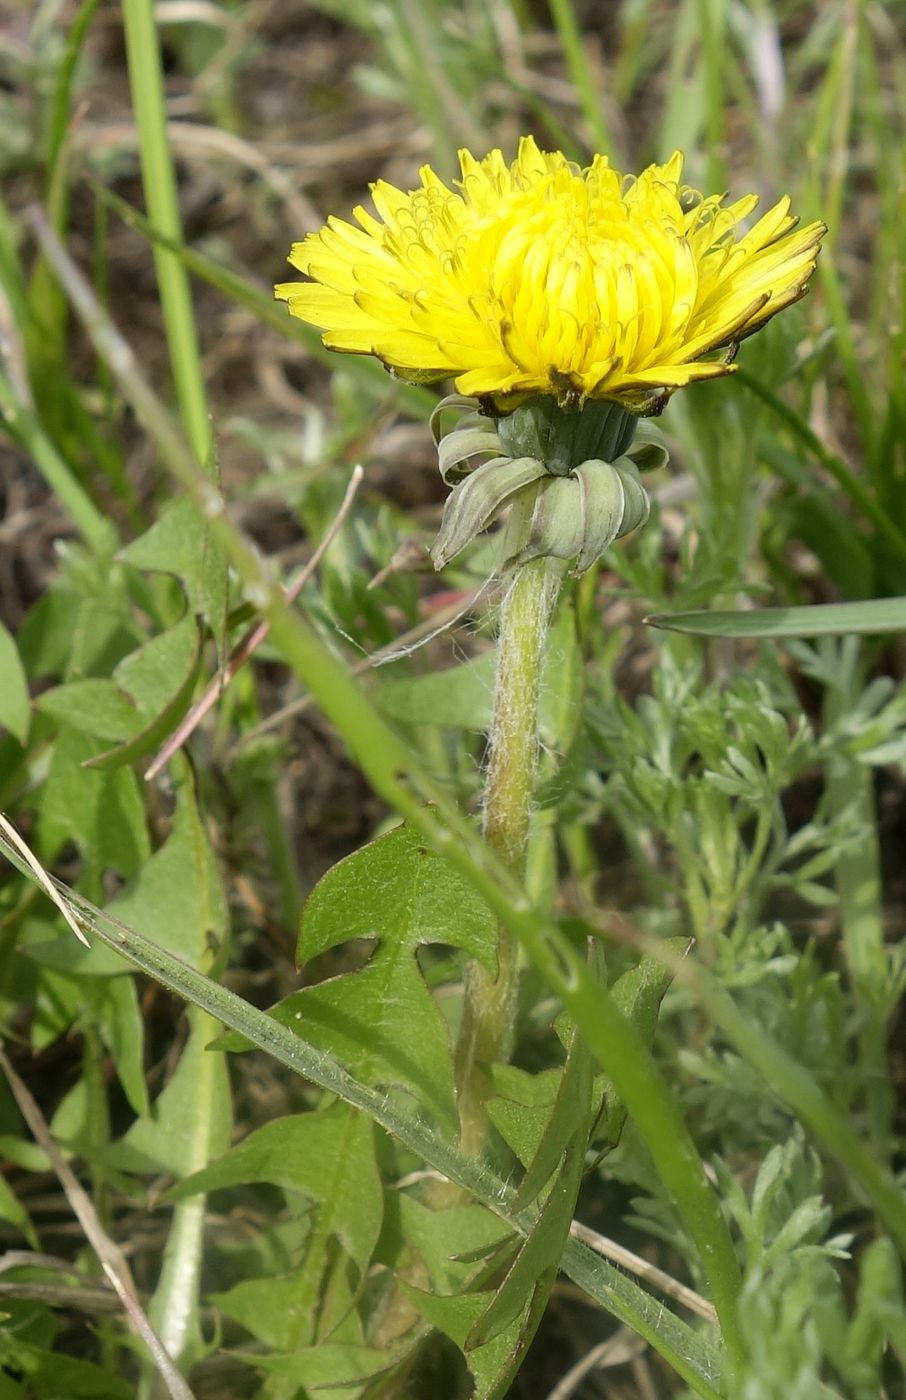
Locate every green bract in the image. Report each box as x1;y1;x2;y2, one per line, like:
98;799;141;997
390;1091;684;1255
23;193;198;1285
430;394;666;573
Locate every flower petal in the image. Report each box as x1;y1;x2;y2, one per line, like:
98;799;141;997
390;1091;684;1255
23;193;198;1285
276;144;825;406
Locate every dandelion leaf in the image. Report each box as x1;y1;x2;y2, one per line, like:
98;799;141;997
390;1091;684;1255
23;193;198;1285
377;652;497;729
401;1280;539;1400
170;1106;383;1275
0;1174;37;1248
595;936;690;1151
375;608;580;750
34;610;201;770
233;1342;391;1395
104;759;225;967
0;1328;133;1399
38;726;148;875
251;823;497;1129
105;1010;229;1175
0;619;29;743
486;1064;561;1166
118;495;228;654
467;1017;595;1351
398;1196;515;1292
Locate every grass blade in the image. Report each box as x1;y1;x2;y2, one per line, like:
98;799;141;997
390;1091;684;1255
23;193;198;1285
92;182;436;419
121;0;213;468
647;597;906;638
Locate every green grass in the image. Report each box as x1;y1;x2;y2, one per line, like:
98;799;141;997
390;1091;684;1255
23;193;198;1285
1;3;905;1398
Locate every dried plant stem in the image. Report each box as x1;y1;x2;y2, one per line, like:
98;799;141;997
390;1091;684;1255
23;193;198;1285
456;554;563;1157
0;1046;196;1400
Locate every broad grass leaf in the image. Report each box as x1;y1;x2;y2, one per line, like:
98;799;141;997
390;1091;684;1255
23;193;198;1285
118;496;228;653
20;914;137;976
171;1107;383;1275
648;597;906;639
0;619;29;743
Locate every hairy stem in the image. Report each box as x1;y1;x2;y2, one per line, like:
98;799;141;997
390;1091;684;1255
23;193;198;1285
456;555;563;1157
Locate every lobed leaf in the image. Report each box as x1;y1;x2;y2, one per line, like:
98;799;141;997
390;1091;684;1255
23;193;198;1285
37;727;149;875
401;1280;539;1400
0;831;728;1397
34;611;201;771
595;937;691;1151
468;1028;594;1352
118;496;228;654
171;1106;383;1275
242;822;501;1127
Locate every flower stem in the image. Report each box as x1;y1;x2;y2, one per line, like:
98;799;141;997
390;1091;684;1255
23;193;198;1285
456;554;563;1156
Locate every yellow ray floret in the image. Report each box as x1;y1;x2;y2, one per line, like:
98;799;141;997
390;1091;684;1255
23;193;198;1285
276;138;825;410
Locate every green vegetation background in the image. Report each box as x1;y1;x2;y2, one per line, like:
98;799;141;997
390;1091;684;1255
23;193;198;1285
1;2;906;1398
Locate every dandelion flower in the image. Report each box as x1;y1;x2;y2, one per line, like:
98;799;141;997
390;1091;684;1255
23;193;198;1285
276;137;825;413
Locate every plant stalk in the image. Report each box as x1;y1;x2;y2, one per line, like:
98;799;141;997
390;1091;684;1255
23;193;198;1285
32;214;751;1357
456;554;563;1157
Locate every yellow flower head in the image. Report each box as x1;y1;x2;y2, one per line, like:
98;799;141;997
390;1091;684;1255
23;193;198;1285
276;137;825;412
